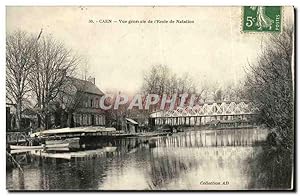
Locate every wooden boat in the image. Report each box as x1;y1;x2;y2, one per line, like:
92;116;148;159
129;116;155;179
30;146;117;160
30;127;117;138
47;143;69;148
45;137;80;145
45;147;70;152
10;143;69;150
10;149;34;154
10;145;43;150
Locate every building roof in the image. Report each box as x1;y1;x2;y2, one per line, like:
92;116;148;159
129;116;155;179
69;77;104;96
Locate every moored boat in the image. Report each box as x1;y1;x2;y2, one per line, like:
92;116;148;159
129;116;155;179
30;146;118;160
46;137;80;148
45;143;69;148
10;145;43;150
10;143;69;150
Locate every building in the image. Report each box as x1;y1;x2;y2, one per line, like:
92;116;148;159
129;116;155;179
7;77;106;130
6;103;38;132
6;103;15;132
66;77;106;127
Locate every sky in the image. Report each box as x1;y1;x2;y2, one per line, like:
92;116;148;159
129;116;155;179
6;6;294;93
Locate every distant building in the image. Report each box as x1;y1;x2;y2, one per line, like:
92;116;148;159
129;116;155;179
6;103;15;132
68;77;106;127
6;103;38;132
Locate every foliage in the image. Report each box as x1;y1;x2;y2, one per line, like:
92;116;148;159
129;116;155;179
245;26;294;189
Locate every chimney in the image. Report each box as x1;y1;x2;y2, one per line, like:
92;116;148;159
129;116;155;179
87;76;95;84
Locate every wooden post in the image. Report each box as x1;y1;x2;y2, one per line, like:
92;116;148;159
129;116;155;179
200;117;202;128
204;132;206;146
215;130;217;146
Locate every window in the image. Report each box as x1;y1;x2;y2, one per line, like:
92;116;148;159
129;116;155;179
90;99;93;108
83;114;87;125
79;114;82;125
74;114;79;125
88;114;92;125
95;98;99;108
99;115;105;125
95;115;99;125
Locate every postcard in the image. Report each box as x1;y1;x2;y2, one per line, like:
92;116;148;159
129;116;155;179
6;6;295;191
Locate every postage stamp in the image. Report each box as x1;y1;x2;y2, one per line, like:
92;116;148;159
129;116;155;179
242;6;282;32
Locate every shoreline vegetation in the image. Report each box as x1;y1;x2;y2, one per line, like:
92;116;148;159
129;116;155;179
244;26;294;189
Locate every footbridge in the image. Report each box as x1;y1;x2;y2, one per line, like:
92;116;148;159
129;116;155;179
149;101;258;128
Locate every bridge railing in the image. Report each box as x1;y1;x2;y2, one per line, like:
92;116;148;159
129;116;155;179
150;101;258;118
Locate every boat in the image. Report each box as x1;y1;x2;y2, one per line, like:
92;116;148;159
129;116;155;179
30;146;117;160
46;137;80;148
10;143;69;150
45;143;69;148
10;145;43;150
45;147;70;152
45;137;80;145
30;127;117;138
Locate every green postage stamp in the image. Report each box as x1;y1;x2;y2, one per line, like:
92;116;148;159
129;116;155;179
242;6;282;32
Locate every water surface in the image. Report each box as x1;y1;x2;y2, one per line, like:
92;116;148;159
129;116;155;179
7;128;269;190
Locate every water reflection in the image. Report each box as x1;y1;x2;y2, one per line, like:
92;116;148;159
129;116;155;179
7;128;269;190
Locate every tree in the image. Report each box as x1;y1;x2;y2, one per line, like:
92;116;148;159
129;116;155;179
245;26;293;138
142;65;197;95
54;77;92;128
141;65;197;111
29;35;80;129
220;82;245;102
6;31;37;131
245;26;294;189
213;89;223;102
142;65;170;95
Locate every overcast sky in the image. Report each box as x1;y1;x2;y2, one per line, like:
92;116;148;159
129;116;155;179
6;6;294;93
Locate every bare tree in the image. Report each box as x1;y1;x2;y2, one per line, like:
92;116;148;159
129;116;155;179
6;31;37;131
29;35;80;129
141;65;197;110
142;65;171;95
220;82;245;102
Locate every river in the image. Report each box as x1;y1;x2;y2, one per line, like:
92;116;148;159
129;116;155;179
6;128;269;190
